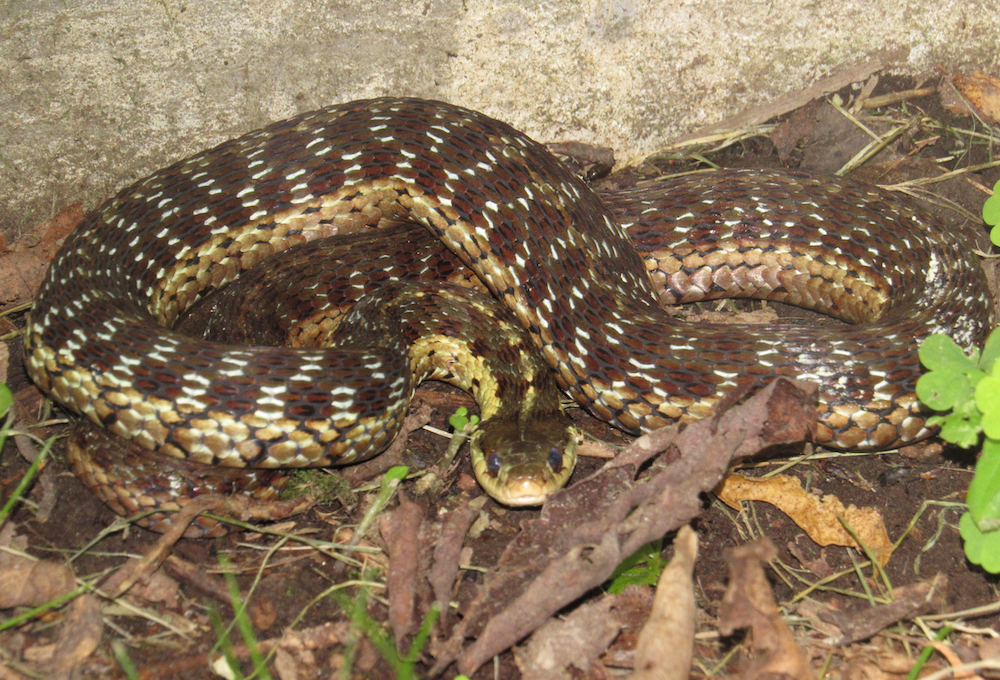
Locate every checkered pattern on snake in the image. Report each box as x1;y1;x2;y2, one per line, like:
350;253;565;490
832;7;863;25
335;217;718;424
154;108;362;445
24;97;995;513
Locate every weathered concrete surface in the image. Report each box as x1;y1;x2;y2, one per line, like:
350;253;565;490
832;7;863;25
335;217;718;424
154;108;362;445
2;0;998;237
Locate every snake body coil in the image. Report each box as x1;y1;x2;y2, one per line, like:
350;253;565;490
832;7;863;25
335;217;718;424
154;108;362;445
25;98;994;521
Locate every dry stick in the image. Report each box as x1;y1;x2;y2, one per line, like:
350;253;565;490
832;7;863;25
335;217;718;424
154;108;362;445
862;86;938;109
657;58;891;153
380;498;425;647
132;622;351;680
102;495;230;597
428;495;488;627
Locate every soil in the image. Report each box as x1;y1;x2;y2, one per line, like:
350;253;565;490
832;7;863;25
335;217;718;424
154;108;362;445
1;75;999;679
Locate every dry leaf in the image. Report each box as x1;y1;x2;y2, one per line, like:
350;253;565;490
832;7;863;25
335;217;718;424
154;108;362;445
379;499;424;647
719;538;816;680
819;574;947;645
0;553;76;608
0;203;84;305
514;595;621;679
628;525;699;680
951;71;1000;124
716;473;893;565
49;594;103;673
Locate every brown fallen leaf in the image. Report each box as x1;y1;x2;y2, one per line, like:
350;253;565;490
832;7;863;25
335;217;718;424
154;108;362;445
139;622;351;678
0;203;83;305
951;71;1000;124
250;595;278;632
849;647;944;677
0;530;100;675
514;594;622;679
130;566;181;609
379;498;425;647
628;525;698;680
601;586;656;669
0;553;76;609
429;495;487;626
819;573;947;645
680;307;779;326
716;472;893;565
793;600;842;640
770;100;822;162
719;538;815;680
48;594;103;673
661;57;890;151
0;342;7;386
787;538;834;579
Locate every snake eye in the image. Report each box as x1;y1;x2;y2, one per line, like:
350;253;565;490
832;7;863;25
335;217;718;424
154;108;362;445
548;447;563;473
486;452;502;476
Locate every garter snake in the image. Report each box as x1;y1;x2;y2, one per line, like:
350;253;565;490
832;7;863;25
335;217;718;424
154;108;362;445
24;97;994;532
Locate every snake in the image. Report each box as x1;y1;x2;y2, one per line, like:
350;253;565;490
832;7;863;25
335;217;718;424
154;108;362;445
24;97;994;534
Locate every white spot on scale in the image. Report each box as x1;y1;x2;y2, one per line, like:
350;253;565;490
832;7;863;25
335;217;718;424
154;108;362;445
328;385;359;399
186;372;211;387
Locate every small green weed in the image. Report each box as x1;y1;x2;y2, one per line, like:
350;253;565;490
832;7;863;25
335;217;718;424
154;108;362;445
917;329;1000;571
0;382;12;417
605;538;666;593
332;578;439;680
983;178;1000;246
448;406;479;432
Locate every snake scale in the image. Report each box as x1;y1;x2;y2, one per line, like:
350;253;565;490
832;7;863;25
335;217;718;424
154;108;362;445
24;97;994;532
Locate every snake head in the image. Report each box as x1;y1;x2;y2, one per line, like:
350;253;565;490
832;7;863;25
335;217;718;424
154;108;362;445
470;415;580;506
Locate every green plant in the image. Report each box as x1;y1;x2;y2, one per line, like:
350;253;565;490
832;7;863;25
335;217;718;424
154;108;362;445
917;329;1000;572
448;407;479;432
906;624;953;680
0;382;59;534
0;382;12;418
332;578;439;680
605;538;666;593
207;552;272;680
984;178;1000;246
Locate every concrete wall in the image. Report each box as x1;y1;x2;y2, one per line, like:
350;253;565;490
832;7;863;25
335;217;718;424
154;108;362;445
2;0;997;236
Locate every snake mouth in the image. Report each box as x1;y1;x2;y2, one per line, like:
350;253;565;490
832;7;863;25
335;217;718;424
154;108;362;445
487;475;557;507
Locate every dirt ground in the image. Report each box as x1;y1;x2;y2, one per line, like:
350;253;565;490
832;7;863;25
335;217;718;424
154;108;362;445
1;73;999;679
